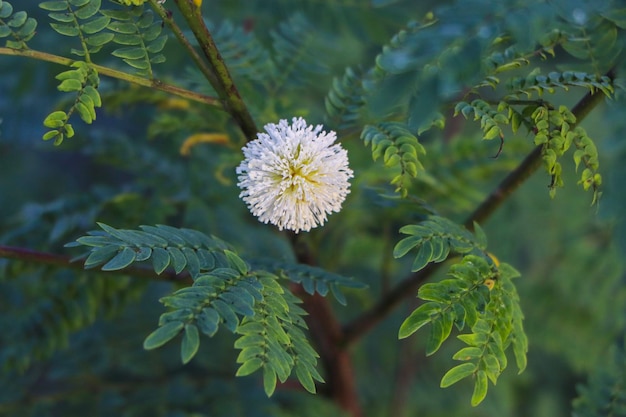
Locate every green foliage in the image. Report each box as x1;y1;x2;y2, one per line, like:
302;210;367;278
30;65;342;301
209;19;276;86
70;222;232;279
269;13;330;91
395;217;527;406
42;61;102;145
393;216;487;271
102;7;167;76
70;223;365;396
0;0;37;49
2;0;626;415
361;122;427;197
572;338;626;417
506;70;615;98
235;278;323;396
1;269;145;373
40;0;114;58
325;66;367;130
454;68;614;203
252;259;368;306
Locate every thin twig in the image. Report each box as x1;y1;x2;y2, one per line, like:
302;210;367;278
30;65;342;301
0;47;223;108
172;0;259;140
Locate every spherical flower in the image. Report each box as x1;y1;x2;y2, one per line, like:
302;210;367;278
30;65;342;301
236;117;353;233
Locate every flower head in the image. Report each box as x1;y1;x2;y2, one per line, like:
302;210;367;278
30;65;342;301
236;117;353;233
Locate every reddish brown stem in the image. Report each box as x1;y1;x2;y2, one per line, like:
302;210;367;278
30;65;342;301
289;233;363;417
0;245;191;284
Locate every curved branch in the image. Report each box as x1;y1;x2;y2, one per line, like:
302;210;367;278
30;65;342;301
0;47;223;109
342;72;613;347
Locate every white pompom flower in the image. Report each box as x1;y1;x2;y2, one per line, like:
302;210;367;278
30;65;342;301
236;117;353;233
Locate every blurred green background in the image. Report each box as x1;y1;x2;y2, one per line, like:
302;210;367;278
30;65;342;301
1;1;625;416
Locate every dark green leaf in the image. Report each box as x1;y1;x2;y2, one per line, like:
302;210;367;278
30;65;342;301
181;324;200;364
411;240;434;272
196;308;220;337
167;247;187;274
213;299;239;332
101;246;136;271
84;245;122;268
143;321;184;350
151;247;170;274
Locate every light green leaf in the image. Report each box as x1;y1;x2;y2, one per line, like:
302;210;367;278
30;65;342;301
398;302;438;339
50;22;80;36
75;101;94;124
58;78;83;92
295;363;316;393
440;363;476;388
236;357;263;377
43;111;68;128
263;366;277;396
80;15;109;34
471;370;488;406
112;46;146;60
39;1;69;11
225;250;248;275
86;32;114;46
74;0;100;20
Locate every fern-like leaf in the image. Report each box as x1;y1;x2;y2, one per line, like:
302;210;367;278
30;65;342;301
325;66;368;130
235;276;323;396
40;0;114;58
269;13;330;91
0;0;37;49
399;253;527;406
42;61;102;145
252;259;367;306
361;122;426;197
70;223;232;279
102;6;167;77
393;216;487;272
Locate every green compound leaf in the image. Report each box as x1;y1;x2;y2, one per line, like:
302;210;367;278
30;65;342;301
361;122;427;197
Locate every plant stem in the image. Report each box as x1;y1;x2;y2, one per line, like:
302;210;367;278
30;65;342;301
0;47;223;109
148;0;222;102
0;245;191;284
172;0;259;140
341;73;612;347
